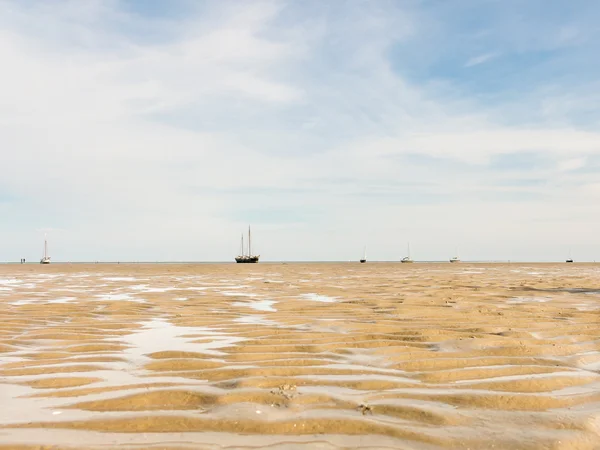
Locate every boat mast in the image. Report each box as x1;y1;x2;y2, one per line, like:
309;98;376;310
44;234;48;259
407;242;411;259
363;245;367;260
248;226;252;256
240;233;244;256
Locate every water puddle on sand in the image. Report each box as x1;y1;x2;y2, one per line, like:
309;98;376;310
563;351;600;371
102;277;141;282
507;296;552;304
555;380;600;397
129;284;176;293
118;318;246;360
299;293;338;303
0;376;215;429
0;278;23;284
32;274;65;280
221;291;259;297
8;299;30;305
48;296;77;304
0;429;409;449
454;370;593;385
233;315;278;326
576;303;600;311
10;296;79;306
233;299;277;312
296;373;417;384
216;284;250;290
321;363;410;377
0;383;93;425
94;293;143;302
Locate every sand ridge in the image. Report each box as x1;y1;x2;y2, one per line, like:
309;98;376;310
0;263;600;449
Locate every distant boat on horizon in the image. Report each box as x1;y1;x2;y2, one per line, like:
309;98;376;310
235;226;259;263
401;242;414;263
566;248;574;263
360;246;367;263
449;246;460;263
40;234;51;264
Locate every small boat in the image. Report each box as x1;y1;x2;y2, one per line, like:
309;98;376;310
360;246;367;263
566;249;574;263
235;226;260;263
40;235;51;264
401;242;414;263
449;246;460;263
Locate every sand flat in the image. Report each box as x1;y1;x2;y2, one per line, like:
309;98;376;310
1;262;600;449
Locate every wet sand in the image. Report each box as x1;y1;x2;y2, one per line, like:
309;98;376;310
0;262;599;449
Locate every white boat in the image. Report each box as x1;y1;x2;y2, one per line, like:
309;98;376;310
401;242;413;263
360;246;367;263
40;235;51;264
449;246;460;263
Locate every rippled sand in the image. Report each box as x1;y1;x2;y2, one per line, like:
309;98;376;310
1;263;600;449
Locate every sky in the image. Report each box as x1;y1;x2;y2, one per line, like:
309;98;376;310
1;0;600;262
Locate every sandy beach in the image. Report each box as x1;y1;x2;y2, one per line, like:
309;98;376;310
0;262;599;449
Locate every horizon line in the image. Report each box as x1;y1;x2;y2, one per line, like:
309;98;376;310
1;260;596;264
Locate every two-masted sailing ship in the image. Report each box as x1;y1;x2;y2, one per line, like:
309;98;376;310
40;235;51;264
235;226;259;263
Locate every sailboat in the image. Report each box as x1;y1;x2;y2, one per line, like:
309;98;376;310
401;242;414;263
449;246;460;263
40;235;51;264
360;246;367;263
566;248;574;263
235;226;260;263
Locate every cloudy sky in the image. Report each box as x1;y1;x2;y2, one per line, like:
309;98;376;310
1;0;599;262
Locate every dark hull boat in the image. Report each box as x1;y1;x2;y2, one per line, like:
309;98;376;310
236;255;260;264
360;246;367;263
235;226;260;263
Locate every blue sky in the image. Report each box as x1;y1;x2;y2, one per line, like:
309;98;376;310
1;0;599;262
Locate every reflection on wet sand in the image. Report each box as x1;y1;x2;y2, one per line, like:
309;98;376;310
1;263;600;449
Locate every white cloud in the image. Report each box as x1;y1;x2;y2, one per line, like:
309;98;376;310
556;157;587;172
464;52;498;67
